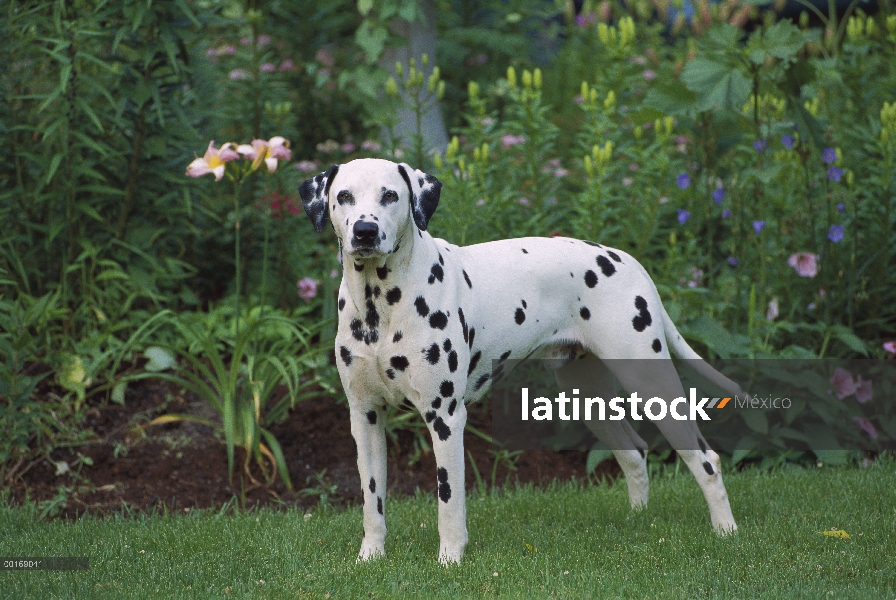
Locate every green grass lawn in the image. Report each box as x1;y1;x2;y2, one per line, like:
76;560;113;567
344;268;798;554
2;457;895;599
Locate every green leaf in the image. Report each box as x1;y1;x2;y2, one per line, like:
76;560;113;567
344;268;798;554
743;163;785;184
741;409;769;435
355;21;388;62
586;448;614;474
45;152;64;185
679;315;743;358
144;346;177;372
830;326;869;356
357;0;374;15
762;20;807;60
681;57;751;112
643;81;697;117
112;382;127;405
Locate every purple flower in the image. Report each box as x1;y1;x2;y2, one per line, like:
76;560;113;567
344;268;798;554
677;209;690;224
753;220;765;234
676;173;690;189
260;63;276;73
836;202;844;213
781;134;795;150
822;148;837;164
722;209;731;219
297;277;318;302
852;416;877;439
728;256;739;267
827;167;843;182
754;139;767;153
712;188;725;204
828;224;844;243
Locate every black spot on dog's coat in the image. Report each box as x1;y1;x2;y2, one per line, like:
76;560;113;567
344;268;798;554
468;351;481;376
354;262;364;272
499;350;511;361
393;331;403;343
597;255;616;277
443;339;452;352
580;307;591;320
468;327;476;348
584;240;603;248
415;296;429;317
440;380;454;397
338;297;346;311
431;398;442;409
698;438;708;453
424;343;440;365
462;270;472;289
377;497;383;514
638;447;645;458
459;308;468;344
521;248;528;254
366;411;377;425
369;478;376;493
376;265;389;280
425;410;436;423
474;373;490;391
433;417;451;441
437;467;451;502
438;253;444;265
652;338;662;353
386;368;395;380
703;461;715;475
339;346;352;366
448;399;457;416
607;250;622;262
584;270;598;288
429;311;448;329
632;295;653;332
386;287;402;305
390;355;409;371
515;308;526;325
447;351;458;372
428;263;444;284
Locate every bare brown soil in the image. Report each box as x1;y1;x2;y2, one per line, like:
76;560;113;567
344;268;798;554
9;379;619;519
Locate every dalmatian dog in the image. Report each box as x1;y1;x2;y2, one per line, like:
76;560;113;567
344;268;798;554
299;158;743;565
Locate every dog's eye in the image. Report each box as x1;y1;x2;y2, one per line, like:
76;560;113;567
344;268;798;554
382;190;398;204
337;191;354;205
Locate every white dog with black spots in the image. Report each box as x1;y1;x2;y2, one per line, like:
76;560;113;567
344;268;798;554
300;158;744;565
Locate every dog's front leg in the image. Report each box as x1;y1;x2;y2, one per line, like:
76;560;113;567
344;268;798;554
426;397;469;565
349;403;388;561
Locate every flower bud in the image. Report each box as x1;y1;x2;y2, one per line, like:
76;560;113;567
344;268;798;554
866;18;877;38
437;80;446;101
580;81;589;101
385;77;398;97
522;69;532;89
845;169;854;187
597;23;610;45
799;11;809;28
428;70;439;94
507;66;517;88
434;153;443;169
421;53;429;67
604;90;616;111
533;68;542;90
480;142;489;163
469;80;480;100
634;125;643;140
584;155;594;177
664;116;674;136
395;62;404;79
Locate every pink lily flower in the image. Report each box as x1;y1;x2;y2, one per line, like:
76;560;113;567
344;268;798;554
238;136;292;173
787;252;819;277
186;141;239;181
830;367;857;400
852;417;877;439
854;377;873;403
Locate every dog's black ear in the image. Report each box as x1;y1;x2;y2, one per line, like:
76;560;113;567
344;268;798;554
299;164;340;233
397;163;441;231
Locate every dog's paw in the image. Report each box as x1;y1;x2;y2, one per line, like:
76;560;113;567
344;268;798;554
357;539;386;562
713;521;738;536
438;544;465;566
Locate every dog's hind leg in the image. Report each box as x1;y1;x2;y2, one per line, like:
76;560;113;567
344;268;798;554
553;355;650;509
604;358;737;534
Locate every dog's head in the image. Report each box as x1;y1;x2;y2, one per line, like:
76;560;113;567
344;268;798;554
298;158;442;258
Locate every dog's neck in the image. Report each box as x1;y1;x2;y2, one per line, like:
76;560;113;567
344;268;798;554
340;220;440;334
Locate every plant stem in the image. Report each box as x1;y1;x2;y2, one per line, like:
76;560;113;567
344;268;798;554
234;181;243;339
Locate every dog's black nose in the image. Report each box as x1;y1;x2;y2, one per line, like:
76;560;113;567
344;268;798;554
353;221;380;244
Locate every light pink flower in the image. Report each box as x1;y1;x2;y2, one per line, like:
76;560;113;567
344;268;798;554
279;60;295;72
229;69;248;80
361;140;382;152
629;163;639;171
554;168;569;177
341;143;356;153
260;63;276;73
186;141;239;181
788;252;819;277
295;160;320;172
852;416;877;439
237;136;292;173
643;69;657;81
500;134;526;149
257;34;271;46
855;377;873;403
882;341;896;354
631;55;647;65
766;298;779;321
518;197;530;206
297;277;318;302
830;367;857;400
622;177;634;187
476;199;485;206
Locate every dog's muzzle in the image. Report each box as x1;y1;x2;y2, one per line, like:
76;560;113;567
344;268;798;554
351;221;381;255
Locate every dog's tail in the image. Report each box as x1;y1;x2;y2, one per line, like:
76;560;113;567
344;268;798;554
659;302;748;398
